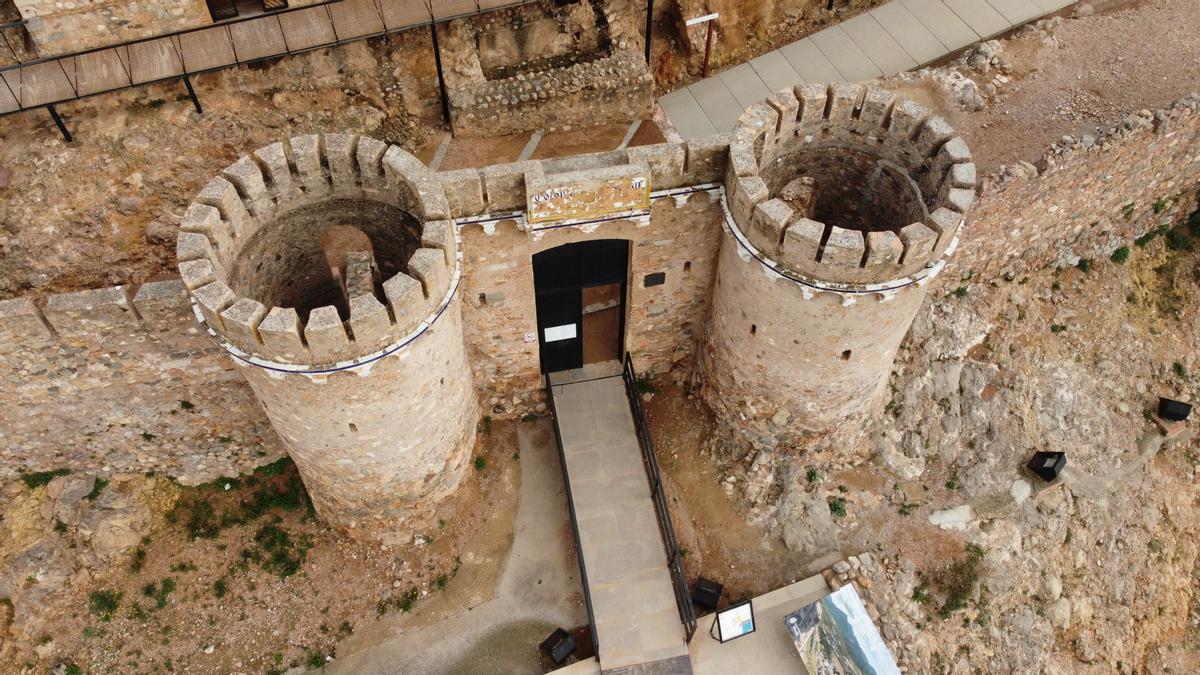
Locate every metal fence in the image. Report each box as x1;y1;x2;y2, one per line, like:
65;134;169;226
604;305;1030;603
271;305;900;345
544;372;601;661
0;0;533;118
621;352;698;643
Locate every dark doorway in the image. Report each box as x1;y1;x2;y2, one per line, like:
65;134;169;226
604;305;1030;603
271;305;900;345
206;0;288;22
533;239;629;373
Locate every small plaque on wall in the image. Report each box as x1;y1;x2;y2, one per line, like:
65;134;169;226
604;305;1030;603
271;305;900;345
644;272;666;287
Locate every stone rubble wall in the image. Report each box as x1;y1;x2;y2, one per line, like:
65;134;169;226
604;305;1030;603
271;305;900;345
958;95;1200;278
11;0;213;56
0;280;284;485
448;47;654;137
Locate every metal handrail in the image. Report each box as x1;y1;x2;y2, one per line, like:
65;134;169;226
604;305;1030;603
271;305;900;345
544;373;601;660
0;0;541;122
621;352;698;642
0;0;345;75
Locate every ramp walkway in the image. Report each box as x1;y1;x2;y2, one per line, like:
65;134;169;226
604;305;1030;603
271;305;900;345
0;0;531;116
661;0;1077;138
547;360;693;673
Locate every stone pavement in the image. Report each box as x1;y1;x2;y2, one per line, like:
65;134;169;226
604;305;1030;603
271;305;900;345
660;0;1077;138
551;373;692;673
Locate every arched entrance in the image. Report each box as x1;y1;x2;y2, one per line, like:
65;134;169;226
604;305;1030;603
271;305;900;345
532;239;630;373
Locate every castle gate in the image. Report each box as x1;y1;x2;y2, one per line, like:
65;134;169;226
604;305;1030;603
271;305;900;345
532;239;630;373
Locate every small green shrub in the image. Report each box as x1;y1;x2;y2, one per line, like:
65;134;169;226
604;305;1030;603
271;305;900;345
1076;258;1091;273
1121;202;1136;220
828;497;847;518
85;478;109;501
474;456;487;472
1153;197;1168;214
1172;361;1188;379
1164;228;1194;251
54;519;68;534
213;577;228;598
1050;324;1068;333
89;589;122;621
805;468;819;483
19;469;70;489
951;286;968;298
179;400;195;411
1110;246;1130;264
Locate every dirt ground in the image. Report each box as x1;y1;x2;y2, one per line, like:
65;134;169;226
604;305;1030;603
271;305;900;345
0;421;523;674
893;0;1200;174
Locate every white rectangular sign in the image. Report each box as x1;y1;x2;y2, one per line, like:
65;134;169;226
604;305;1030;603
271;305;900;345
544;324;577;343
716;601;755;643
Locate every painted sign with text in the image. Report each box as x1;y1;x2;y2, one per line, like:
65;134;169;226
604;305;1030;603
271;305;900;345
526;167;651;224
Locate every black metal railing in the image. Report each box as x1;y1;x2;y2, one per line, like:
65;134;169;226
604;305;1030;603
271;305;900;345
0;0;540;133
544;373;600;660
621;353;698;642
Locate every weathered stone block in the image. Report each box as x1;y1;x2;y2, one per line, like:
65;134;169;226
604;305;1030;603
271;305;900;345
865;231;903;267
176;231;216;266
0;296;51;341
859;88;896;130
258;307;307;361
767;88;801;146
356;136;390;190
383;272;425;330
179;203;233;265
730;175;769;229
749;198;794;252
221;156;268;216
179;258;217;291
132;279;189;324
683;134;728;184
626;143;686;190
421;221;456;265
44;286;135;336
254;142;295;194
438;169;486;217
795;83;830;129
289;134;327;194
220;298;268;351
196;176;253;239
915;117;955;157
304;306;350;363
191;281;237;332
482;161;543;212
822;226;865;268
323;133;358;186
349;294;393;346
409;248;450;305
827;83;865;123
899;222;938;265
781;218;825;268
887;99;929;140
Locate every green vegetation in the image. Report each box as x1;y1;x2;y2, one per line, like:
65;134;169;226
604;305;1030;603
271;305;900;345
1153;197;1168;214
520;412;540;423
168;458;313;540
19;468;70;489
806;467;819;483
1164;227;1194;251
1121;202;1136;220
1050;324;1068;333
179;400;195;411
377;586;419;616
54;519;68;534
1135;230;1158;247
246;523;312;579
85;478;109;501
951;286;968;298
923;543;986;618
1110;246;1131;263
1076;258;1091;273
213;577;229;598
474;456;487;472
142;578;177;609
1173;361;1188;379
89;589;123;621
827;497;847;518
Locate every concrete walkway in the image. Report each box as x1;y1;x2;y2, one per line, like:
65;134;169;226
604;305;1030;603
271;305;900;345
660;0;1076;138
551;373;691;673
327;421;586;675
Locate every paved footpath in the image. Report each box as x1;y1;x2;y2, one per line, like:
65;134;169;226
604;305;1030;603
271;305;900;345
661;0;1076;138
552;373;692;673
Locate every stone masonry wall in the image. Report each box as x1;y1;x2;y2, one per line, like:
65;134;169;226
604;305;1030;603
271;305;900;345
957;95;1200;278
0;281;284;485
11;0;213;56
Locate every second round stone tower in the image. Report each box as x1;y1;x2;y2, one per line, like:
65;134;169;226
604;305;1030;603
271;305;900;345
177;134;478;543
701;83;976;455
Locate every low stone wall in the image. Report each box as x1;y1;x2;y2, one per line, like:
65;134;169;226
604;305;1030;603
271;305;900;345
958;95;1200;278
448;47;654;137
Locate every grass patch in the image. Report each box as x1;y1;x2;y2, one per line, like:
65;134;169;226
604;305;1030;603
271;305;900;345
213;577;229;598
827;497;847;518
1173;361;1188;379
806;467;819;483
19;468;70;489
85;478;109;501
1110;246;1130;264
142;578;177;609
1164;227;1194;252
246;523;312;579
89;589;122;621
922;543;986;619
376;587;419;616
168;459;314;540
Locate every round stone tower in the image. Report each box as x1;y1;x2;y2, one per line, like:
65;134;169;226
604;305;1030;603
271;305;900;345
701;83;976;455
176;133;478;542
